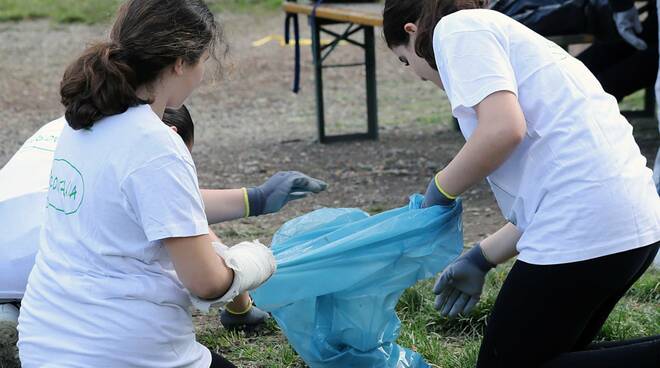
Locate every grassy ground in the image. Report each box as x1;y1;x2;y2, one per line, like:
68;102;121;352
0;0;281;23
198;259;659;368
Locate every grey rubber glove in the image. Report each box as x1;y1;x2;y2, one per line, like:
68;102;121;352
433;243;495;318
421;174;455;208
247;171;327;216
613;7;647;50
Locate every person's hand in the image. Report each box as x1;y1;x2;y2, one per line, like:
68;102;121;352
434;243;495;318
613;7;647;50
421;174;455;208
246;171;327;216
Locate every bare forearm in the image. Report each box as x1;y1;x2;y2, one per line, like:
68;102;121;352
435;91;525;197
201;189;246;224
164;234;234;299
436;125;521;195
480;222;520;265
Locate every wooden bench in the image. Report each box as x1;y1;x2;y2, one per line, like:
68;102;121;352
283;2;655;143
283;1;382;143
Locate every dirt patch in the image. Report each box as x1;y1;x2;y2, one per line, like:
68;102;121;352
1;10;658;349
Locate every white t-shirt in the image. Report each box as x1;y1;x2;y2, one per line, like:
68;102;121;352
17;105;212;368
433;9;660;265
0;118;64;301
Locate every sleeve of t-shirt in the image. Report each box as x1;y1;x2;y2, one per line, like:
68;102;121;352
120;154;208;242
436;29;518;111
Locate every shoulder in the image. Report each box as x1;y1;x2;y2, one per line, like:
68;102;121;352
432;9;514;64
435;9;511;41
103;105;194;172
119;105;185;149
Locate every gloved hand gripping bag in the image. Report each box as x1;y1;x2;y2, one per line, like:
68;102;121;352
251;194;463;368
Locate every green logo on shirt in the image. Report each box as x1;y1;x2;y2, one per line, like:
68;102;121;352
47;159;85;215
23;133;59;153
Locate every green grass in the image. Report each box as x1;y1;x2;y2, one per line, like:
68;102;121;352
0;0;120;23
198;319;306;367
209;0;282;13
0;0;280;23
198;264;660;367
619;89;647;112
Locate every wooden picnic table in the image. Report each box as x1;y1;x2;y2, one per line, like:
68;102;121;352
282;2;653;143
283;1;383;143
282;1;383;27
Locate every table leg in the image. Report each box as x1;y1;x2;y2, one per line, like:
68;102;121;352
364;25;378;140
311;18;327;142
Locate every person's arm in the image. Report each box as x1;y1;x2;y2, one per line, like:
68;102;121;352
164;234;234;299
164;230;276;303
480;222;520;265
431;90;524;312
434;222;521;318
201;189;246;224
423;90;526;206
201;171;328;225
437;90;526;197
609;0;647;50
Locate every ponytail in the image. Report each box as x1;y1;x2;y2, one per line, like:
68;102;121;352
383;0;486;70
60;42;146;130
60;0;222;131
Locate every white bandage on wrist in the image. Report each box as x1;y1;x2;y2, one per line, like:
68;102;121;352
190;240;276;313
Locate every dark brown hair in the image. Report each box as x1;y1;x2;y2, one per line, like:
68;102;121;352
163;105;195;148
383;0;485;70
60;0;222;130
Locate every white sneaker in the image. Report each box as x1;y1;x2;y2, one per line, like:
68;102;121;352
0;303;20;368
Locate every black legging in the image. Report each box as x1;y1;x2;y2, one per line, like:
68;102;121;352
577;1;659;101
477;241;660;368
210;351;237;368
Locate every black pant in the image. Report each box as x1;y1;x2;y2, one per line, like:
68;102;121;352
578;40;659;101
577;1;658;102
577;0;658;101
210;351;236;368
477;241;660;368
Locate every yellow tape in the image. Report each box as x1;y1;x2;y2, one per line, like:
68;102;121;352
251;34;346;48
251;35;275;47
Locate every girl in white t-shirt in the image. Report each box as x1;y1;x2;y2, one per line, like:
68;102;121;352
16;1;325;367
154;105;312;330
2;105;298;364
0;109;170;366
383;0;660;367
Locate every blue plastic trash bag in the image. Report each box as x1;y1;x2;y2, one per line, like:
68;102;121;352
251;194;463;368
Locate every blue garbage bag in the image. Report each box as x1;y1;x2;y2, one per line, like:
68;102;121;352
251;194;463;368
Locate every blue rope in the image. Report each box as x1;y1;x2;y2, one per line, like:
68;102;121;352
284;11;301;93
284;0;325;94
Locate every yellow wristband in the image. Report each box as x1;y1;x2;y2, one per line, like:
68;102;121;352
242;187;250;218
225;298;253;315
434;174;457;200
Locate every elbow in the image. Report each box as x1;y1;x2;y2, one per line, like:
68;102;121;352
195;289;221;301
492;124;524;151
188;268;234;300
510;125;525;146
506;118;526;147
191;281;230;300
